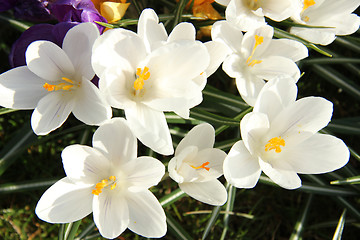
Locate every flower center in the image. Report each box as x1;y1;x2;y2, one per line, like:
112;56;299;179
265;136;285;153
246;35;263;67
302;0;315;12
43;77;78;92
92;176;117;195
245;0;260;11
133;66;150;91
190;161;210;171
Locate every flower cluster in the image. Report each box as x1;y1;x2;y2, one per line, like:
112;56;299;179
0;0;358;239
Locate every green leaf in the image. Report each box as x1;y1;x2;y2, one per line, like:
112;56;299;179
290;194;313;240
167;214;193;240
202;205;221;240
220;184;237;240
0;108;18;115
64;220;82;240
0;178;58;194
332;209;347;240
190;108;240;126
0;13;31;31
331;176;360;185
172;0;188;28
0;122;37;176
302;58;360;65
160;188;186;207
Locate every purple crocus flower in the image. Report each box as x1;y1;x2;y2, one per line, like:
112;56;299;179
9;22;76;67
50;0;107;31
0;0;53;22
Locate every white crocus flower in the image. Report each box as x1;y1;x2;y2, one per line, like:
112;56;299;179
92;19;210;155
0;23;112;135
212;21;308;106
223;77;350;190
137;8;230;92
291;0;360;45
225;0;294;31
168;123;227;206
36;118;167;239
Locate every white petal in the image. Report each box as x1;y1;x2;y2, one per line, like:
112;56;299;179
35;177;93;223
179;180;227;206
31;92;75;135
176;123;215;154
254;76;298;122
98;65;136;110
93;193;129;239
261;0;293;22
92;28;146;76
0;66;47;109
269;97;333;143
290;27;336;45
72;79;112;126
241;25;273;58
145;40;210;83
127;191;167;238
235;72;266;106
26;41;74;81
92;118;137;166
223;141;261;188
332;13;360;36
168;22;196;42
215;0;230;6
259;158;301;189
125;104;174;155
204;41;231;77
284;133;349;174
191;148;227;181
125;156;165;192
137;8;168;52
62;145;111;184
226;0;266;31
168;156;184;183
251;56;301;81
240;112;270;155
62;22;99;80
262;38;308;62
211;20;244;53
222;53;245;79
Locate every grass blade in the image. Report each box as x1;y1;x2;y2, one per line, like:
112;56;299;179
202;205;221;240
332;209;347;240
290;194;313;240
331;176;360;185
0;178;59;194
64;220;82;240
220;184;236;240
167;214;193;240
160;188;186;207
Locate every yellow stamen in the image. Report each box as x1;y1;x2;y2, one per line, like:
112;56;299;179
302;0;315;12
92;176;117;195
190;161;210;171
265;137;285;153
246;35;263;67
304;16;310;22
133;66;150;91
43;77;76;92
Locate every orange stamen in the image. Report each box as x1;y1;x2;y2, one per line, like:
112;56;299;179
191;161;210;171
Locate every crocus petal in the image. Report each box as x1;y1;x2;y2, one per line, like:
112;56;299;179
223;141;261;188
31;91;75;135
240;112;270;155
254;76;298;122
241;25;273;58
137;8;168;52
36;177;93;223
127;191;167;238
93;194;129;239
62;22;99;80
125;156;165;192
251;56;301;81
261;0;293;22
179;179;227;206
125;104;174;155
92;118;137;166
204;41;231;77
215;0;231;6
259;158;302;189
0;66;47;109
176;123;215;154
192;148;227;181
235;73;266;106
26;41;74;81
211;20;243;53
92;28;147;76
72;79;112;126
290;27;336;46
284;133;349;174
269;97;333;144
62;144;111;184
168;22;196;42
262;38;308;62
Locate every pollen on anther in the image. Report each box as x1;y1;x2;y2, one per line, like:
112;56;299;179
191;162;210;171
265;136;285;153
